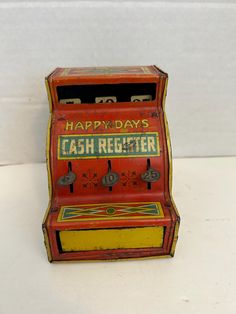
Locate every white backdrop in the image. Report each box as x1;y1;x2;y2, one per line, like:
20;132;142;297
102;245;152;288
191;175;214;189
1;0;236;164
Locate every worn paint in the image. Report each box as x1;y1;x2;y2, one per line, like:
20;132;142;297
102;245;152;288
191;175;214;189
42;66;180;262
58;132;160;159
57;202;164;222
59;227;164;252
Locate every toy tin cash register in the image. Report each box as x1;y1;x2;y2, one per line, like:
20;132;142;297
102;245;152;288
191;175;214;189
42;66;180;262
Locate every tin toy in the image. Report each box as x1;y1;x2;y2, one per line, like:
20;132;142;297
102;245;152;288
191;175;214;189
42;66;180;262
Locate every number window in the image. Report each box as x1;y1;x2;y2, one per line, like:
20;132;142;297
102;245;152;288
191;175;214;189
57;83;156;104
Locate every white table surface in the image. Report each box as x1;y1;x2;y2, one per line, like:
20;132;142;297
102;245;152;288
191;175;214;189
0;157;235;314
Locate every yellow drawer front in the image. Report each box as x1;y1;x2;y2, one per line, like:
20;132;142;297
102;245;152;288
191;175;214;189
59;227;164;252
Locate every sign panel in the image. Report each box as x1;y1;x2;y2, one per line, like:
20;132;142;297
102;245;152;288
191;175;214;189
58;132;160;159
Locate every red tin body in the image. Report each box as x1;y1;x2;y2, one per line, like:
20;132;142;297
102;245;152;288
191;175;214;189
42;66;180;262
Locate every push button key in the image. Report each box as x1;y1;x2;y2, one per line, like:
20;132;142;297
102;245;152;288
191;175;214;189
102;171;119;187
141;168;160;183
57;171;76;186
102;160;119;189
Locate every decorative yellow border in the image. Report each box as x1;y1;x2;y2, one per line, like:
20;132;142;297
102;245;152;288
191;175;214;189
57;201;164;222
45;78;52;113
141;66;153;74
60;68;71;77
170;221;180;256
42;79;53;262
42;115;52;225
162;76;180;256
162;78;180;218
57;132;160;160
52;254;173;263
42;227;52;262
59;66;153;77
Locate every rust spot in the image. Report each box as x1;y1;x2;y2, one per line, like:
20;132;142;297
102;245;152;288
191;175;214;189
50;207;59;213
122;140;136;151
151;112;159;118
57;115;66;121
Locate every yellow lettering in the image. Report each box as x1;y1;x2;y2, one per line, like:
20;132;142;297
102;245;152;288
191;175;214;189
132;120;140;128
65;121;74;131
115;120;123;129
94;121;101;130
85;121;92;130
124;120;133;129
141;119;149;128
102;120;112;129
75;121;84;130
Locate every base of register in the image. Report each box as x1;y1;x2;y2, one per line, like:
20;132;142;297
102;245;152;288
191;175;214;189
43;201;179;262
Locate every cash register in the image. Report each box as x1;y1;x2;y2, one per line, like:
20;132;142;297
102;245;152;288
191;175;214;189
42;66;180;262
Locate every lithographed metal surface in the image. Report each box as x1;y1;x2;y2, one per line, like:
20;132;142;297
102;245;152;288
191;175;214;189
59;66;153;77
57;132;160;159
42;65;180;262
57;202;164;222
